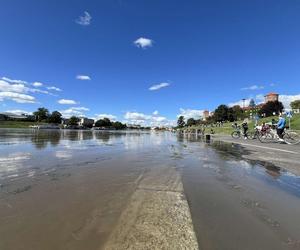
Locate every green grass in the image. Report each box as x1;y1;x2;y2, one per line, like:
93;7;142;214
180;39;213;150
185;114;300;135
0;121;47;128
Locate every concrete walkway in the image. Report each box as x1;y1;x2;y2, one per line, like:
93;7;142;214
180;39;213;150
212;135;300;175
104;166;199;250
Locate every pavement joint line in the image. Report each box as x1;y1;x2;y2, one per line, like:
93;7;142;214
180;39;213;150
223;140;298;154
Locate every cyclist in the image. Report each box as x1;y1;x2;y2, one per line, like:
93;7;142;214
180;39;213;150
276;114;286;142
241;120;249;140
261;122;268;132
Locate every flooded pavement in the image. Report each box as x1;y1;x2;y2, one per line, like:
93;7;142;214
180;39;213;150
0;129;300;250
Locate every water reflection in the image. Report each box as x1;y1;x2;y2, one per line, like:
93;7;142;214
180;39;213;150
0;129;153;149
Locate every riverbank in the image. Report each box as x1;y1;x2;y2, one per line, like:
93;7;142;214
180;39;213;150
0;121;47;128
182;114;300;136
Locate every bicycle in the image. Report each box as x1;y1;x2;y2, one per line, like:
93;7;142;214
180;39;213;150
258;127;300;145
231;126;254;139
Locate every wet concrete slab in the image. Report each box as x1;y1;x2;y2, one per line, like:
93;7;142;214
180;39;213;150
104;166;198;250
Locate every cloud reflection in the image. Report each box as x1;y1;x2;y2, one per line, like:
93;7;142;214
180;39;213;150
0;152;31;177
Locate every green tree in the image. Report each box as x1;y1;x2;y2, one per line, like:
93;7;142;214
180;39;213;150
112;121;127;130
48;111;62;124
227;108;235;122
186;118;196;126
95;118;112;127
249;99;256;108
291;100;300;109
177;116;185;128
259;101;284;117
214;105;229;122
33;107;49;122
68;116;79;126
232;105;245;120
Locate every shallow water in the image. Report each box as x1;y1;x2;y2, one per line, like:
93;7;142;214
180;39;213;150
0;129;300;250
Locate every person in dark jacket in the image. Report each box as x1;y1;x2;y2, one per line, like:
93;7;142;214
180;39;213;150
241;120;249;140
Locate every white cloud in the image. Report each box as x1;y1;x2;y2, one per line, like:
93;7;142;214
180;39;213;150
1;77;27;84
0;76;61;104
5;110;32;115
94;113;117;121
76;75;91;81
177;108;204;120
0;92;36;103
32;82;43;87
0;79;54;96
76;11;92;26
29;89;52;95
279;94;300;109
124;111;173;127
151;116;166;122
134;37;153;48
153;110;159;115
124;112;151;121
241;85;264;91
47;86;62;91
149;82;170;91
58;99;77;105
59;107;89;118
0;80;27;93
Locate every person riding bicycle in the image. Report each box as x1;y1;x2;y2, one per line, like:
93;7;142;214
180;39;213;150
241;120;248;140
276;114;286;142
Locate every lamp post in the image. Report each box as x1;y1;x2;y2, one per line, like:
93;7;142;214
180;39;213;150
242;98;246;109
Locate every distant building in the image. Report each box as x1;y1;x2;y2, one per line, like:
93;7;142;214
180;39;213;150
203;110;210;121
265;92;279;103
78;117;94;127
240;93;280;118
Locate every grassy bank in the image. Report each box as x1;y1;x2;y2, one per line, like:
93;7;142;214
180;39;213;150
0;121;47;128
185;114;300;135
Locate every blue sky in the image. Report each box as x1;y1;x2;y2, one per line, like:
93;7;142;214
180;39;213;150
1;0;300;126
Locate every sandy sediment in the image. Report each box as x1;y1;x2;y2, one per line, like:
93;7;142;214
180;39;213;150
103;166;199;250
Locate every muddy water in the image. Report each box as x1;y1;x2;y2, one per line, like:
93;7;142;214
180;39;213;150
0;129;300;250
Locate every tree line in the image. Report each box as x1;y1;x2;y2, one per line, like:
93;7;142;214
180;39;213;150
32;107;127;129
177;99;292;128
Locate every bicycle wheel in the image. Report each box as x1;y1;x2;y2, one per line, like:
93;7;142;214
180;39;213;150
258;132;273;143
283;131;300;145
247;131;255;140
231;131;240;139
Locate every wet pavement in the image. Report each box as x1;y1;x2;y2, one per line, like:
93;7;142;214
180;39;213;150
0;129;300;249
212;134;300;175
